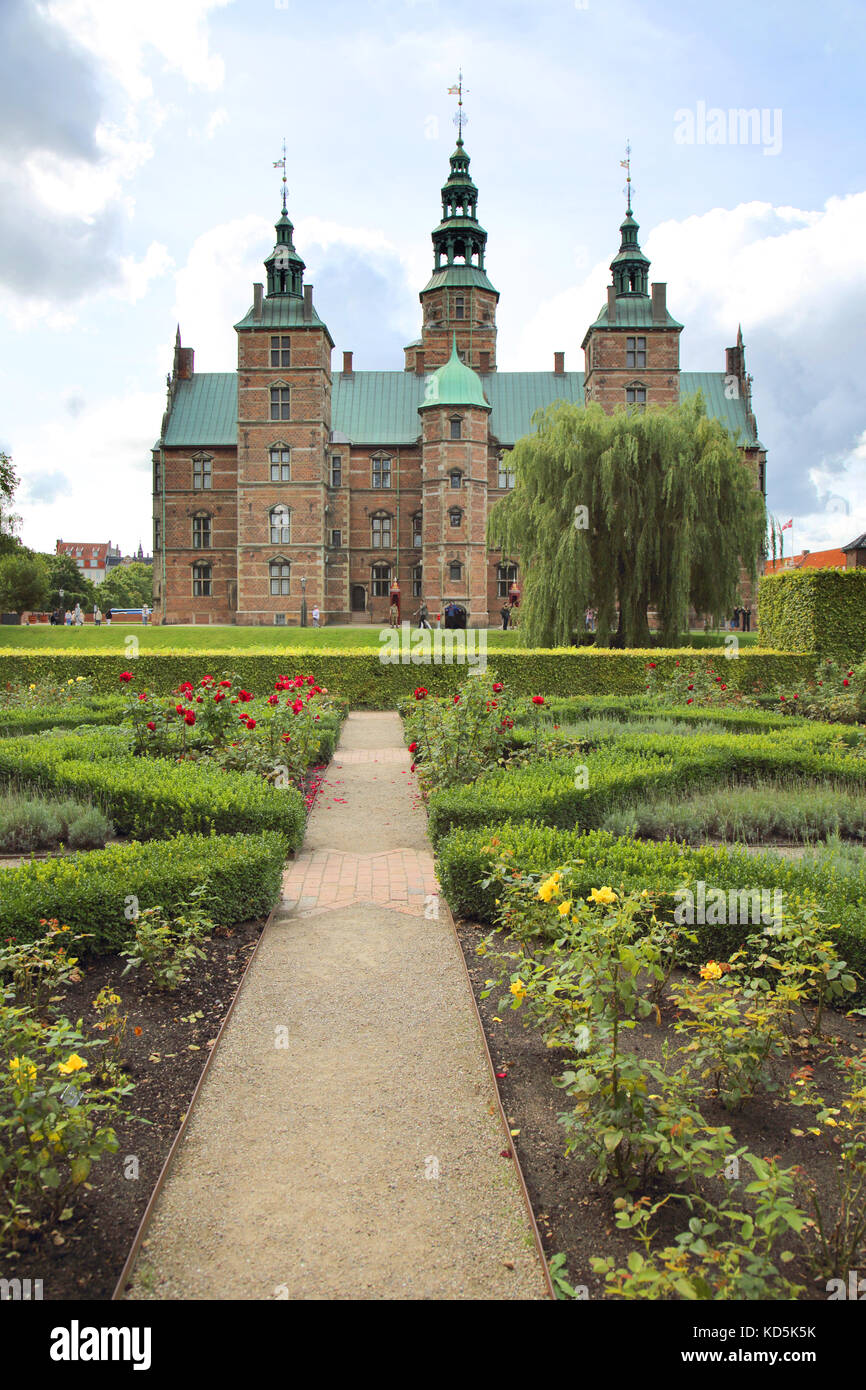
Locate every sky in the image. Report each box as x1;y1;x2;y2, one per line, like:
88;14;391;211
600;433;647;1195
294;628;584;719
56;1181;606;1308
1;0;865;559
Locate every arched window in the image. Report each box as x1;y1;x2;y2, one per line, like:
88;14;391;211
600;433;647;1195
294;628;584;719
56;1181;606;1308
449;560;462;583
449;507;463;528
371;454;392;488
412;512;422;547
371;563;391;597
269;505;291;545
269;445;290;481
449;469;463;488
497;562;518;598
371;513;392;548
192;563;211;597
192;513;211;549
449;418;462;441
269;559;290;596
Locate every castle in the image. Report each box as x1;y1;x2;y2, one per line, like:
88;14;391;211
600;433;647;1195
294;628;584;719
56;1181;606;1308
152;136;766;627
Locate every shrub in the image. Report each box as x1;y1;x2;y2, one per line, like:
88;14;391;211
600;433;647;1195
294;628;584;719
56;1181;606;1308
0;831;287;952
120;886;214;990
759;568;866;660
0;791;113;853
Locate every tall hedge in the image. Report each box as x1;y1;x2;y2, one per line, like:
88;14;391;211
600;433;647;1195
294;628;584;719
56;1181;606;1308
0;648;817;704
758;567;866;659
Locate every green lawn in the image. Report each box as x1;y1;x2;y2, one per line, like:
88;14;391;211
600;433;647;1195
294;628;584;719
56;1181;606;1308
0;624;758;654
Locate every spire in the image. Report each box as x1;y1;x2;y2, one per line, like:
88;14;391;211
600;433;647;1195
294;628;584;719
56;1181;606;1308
430;77;488;275
610;140;650;297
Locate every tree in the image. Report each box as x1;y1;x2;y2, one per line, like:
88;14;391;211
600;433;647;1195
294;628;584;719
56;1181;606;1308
0;452;22;556
39;552;97;612
488;394;766;648
99;562;153;610
0;553;48;613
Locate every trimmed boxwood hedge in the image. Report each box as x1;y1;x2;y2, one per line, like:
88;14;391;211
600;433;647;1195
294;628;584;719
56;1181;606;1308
0;698;127;738
0;648;818;705
759;567;866;660
0;831;288;952
0;728;306;847
426;727;866;842
435;823;866;993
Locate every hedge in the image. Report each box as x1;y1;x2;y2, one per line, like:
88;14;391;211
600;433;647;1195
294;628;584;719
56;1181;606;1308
426;727;866;842
0;648;818;704
0;729;306;847
0;698;127;738
0;831;288;952
759;568;866;660
514;696;802;735
435;823;866;992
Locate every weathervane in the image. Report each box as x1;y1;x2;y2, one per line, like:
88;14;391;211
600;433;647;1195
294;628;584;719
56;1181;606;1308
448;69;469;140
273;138;288;212
620;139;634;213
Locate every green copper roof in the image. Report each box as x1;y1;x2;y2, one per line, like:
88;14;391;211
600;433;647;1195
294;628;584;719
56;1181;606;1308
419;338;490;410
159;369;759;450
585;298;683;333
234;297;332;335
420;266;499;294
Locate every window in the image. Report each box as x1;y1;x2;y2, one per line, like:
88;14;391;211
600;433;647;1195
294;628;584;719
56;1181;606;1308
192;514;211;549
371;513;392;548
154;517;161;551
154;459;162;493
269;560;291;596
270;335;291;368
269;504;291;545
372;563;391;597
371;455;392;488
449;470;462;489
193;455;212;490
412;564;422;598
450;418;462;441
449;507;462;528
497;562;518;598
269;446;290;482
498;455;515;488
626;336;646;369
270;386;290;421
449;561;462;582
274;613;287;626
412;512;422;547
455;294;465;320
330;455;343;487
626;385;647;408
192;563;211;597
330;528;342;548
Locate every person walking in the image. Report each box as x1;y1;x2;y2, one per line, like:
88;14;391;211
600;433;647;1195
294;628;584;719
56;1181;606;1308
141;603;150;626
73;602;83;626
414;601;431;630
500;603;510;631
311;604;320;628
743;605;752;633
94;606;102;627
105;608;112;626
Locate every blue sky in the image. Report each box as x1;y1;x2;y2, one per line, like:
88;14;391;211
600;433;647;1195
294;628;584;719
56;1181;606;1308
2;0;865;557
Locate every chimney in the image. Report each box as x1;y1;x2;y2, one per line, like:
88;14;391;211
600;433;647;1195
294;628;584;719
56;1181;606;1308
343;350;353;374
478;350;489;373
178;347;194;379
415;349;426;376
554;351;565;375
606;286;617;324
303;284;313;323
651;282;667;324
253;283;263;321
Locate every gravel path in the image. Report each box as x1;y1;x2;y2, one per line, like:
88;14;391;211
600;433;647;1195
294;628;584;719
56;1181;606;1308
123;712;547;1301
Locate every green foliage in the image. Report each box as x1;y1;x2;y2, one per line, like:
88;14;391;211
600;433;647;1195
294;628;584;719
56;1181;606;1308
0;648;817;703
39;552;97;612
0;919;86;1012
601;779;866;845
0;831;287;952
0;553;48;613
0;790;113;853
120;886;214;991
98;562;153;610
487;394;765;647
759;567;866;660
0;453;21;558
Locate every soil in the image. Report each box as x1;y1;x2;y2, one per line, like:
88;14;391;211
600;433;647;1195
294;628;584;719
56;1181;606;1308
7;918;265;1301
456;916;866;1300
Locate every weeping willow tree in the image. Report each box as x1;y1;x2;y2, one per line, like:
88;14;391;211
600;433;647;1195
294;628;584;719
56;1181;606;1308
488;394;766;647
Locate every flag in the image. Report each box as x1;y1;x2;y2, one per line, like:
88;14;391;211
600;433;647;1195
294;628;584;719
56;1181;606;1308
448;85;460;94
273;159;285;169
620;159;629;168
781;519;793;530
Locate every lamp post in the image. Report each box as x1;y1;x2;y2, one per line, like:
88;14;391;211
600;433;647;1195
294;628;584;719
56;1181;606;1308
300;575;307;628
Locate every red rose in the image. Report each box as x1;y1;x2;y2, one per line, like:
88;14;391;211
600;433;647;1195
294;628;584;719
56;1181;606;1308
408;742;418;753
532;695;545;706
238;689;253;702
720;684;727;690
267;694;278;705
780;695;787;702
218;679;232;688
196;696;203;703
119;672;133;683
793;693;798;699
843;679;850;687
647;663;656;670
414;687;428;700
292;699;304;714
687;684;694;691
214;692;225;703
137;692;147;702
453;695;460;704
175;703;185;714
686;698;693;705
245;717;256;729
410;762;416;772
146;721;156;731
492;682;503;692
184;711;196;726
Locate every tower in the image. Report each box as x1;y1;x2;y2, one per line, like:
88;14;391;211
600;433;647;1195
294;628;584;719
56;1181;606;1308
582;162;682;412
233;195;335;624
408;131;499;375
418;337;491;625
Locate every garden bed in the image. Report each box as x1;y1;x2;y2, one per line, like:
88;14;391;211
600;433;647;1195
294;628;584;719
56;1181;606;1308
5;919;265;1300
457;917;866;1300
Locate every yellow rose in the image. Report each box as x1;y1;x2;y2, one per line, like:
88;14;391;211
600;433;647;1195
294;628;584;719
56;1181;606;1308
510;979;527;1004
9;1057;37;1083
700;961;723;982
588;886;618;906
57;1054;87;1075
29;683;36;690
558;900;573;916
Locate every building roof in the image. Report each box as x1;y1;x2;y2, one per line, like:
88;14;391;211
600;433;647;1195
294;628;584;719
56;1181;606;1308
764;548;847;573
587;297;683;331
842;533;866;552
56;541;116;567
233;297;330;332
160;368;760;450
419;339;490;410
420;266;499;295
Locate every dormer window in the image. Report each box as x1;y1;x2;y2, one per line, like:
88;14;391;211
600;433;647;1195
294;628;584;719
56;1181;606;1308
449;418;462;441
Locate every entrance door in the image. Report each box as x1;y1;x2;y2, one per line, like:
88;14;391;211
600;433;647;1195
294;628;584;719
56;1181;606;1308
351;585;366;613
